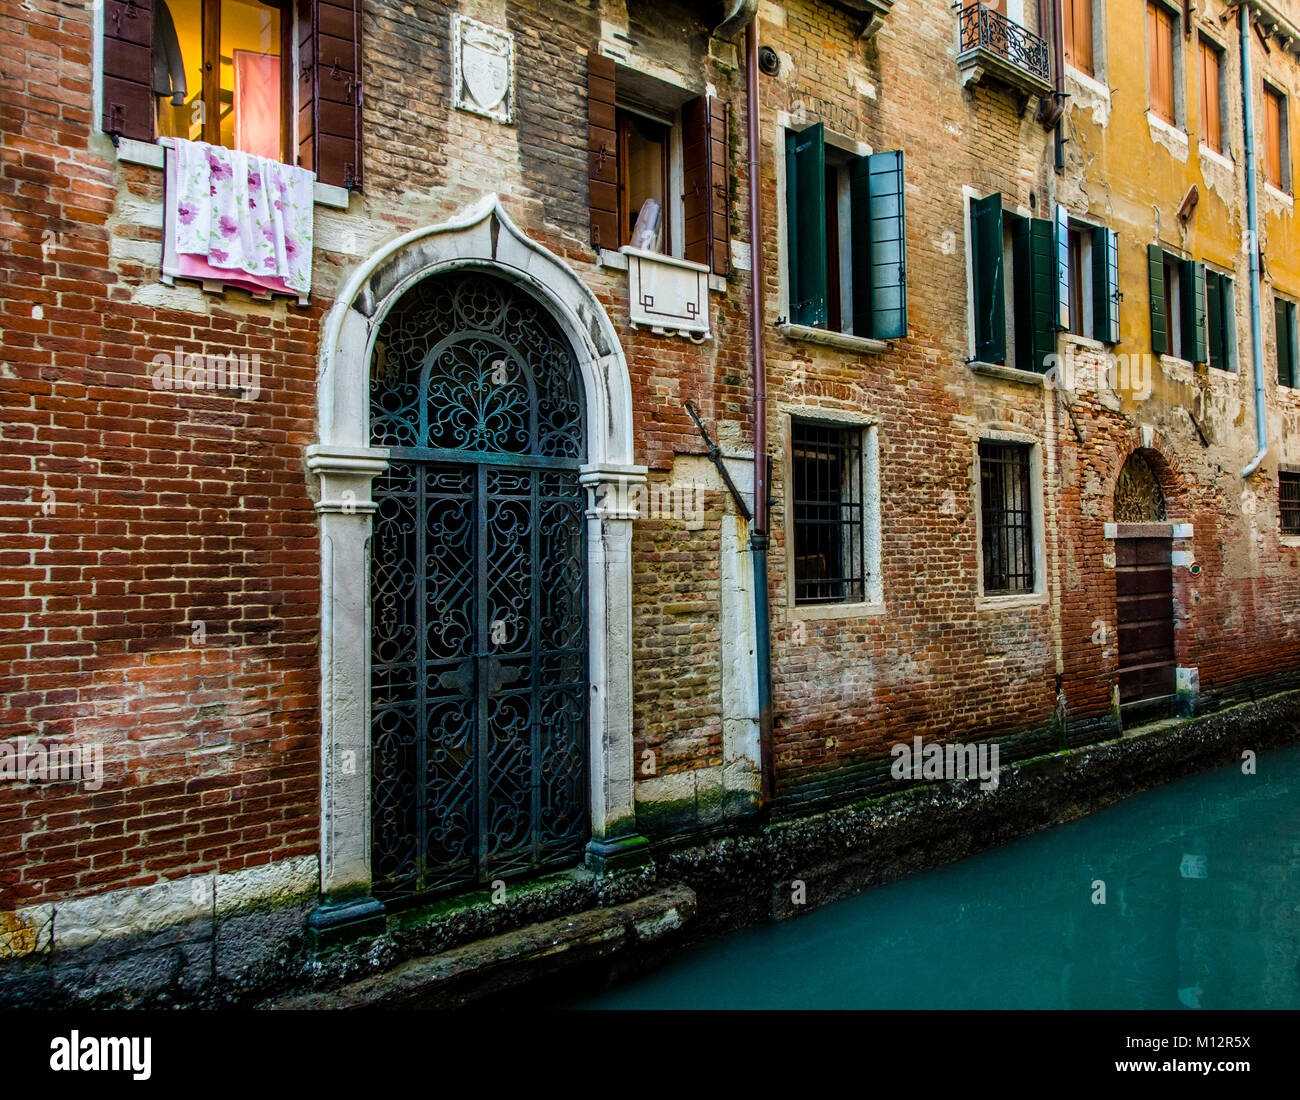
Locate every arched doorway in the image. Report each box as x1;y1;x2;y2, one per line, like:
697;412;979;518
367;272;590;903
1113;449;1175;712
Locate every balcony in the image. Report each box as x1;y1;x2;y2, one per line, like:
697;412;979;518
956;4;1053;106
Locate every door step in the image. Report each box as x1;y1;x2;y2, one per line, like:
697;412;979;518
272;886;697;1009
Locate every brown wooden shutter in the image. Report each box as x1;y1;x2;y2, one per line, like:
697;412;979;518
683;95;731;276
587;54;619;251
102;0;154;141
300;0;363;190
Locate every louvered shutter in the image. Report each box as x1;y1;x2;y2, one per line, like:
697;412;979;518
102;0;154;141
1148;244;1168;356
1091;226;1119;343
971;193;1005;362
1181;260;1208;363
1024;217;1058;373
587;54;619;251
853;150;906;340
785;124;827;328
683;96;731;276
1207;271;1224;370
1055;204;1071;331
300;0;363;189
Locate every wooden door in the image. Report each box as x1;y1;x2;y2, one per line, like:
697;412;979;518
1115;536;1176;706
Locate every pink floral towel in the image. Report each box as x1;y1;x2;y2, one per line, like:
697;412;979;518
162;138;314;301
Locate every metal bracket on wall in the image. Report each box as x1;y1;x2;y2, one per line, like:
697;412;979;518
685;400;752;521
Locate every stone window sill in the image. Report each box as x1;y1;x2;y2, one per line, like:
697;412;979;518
1062;331;1106;351
1199;144;1235;171
969;360;1045;386
115;137;351;211
1265;182;1294;210
788;599;886;622
779;323;889;354
975;591;1047;611
599;248;727;294
1145;111;1189;147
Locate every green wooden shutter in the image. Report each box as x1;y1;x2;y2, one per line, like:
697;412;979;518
971;193;1005;362
786;124;827;328
1289;302;1298;387
1091;226;1119;343
1275;299;1288;385
1055;204;1071;331
1148;244;1168;355
1207;271;1225;371
1026;217;1058;373
849;150;907;339
1181;260;1208;363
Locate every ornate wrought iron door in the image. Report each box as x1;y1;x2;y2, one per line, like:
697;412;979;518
369;274;588;903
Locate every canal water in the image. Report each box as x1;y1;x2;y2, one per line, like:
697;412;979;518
573;743;1300;1009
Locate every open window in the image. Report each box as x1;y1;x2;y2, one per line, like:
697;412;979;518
783;123;908;341
969;193;1058;372
587;54;730;275
1064;214;1121;344
101;0;363;188
1148;245;1207;362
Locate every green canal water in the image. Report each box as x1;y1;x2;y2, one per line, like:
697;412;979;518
574;744;1300;1010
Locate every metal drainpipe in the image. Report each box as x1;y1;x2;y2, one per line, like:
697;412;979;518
1240;2;1269;479
745;17;775;806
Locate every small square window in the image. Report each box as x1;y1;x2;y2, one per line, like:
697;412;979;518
792;422;868;605
979;441;1035;595
1280;472;1300;535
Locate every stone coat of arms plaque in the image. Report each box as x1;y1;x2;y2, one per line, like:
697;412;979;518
453;14;515;124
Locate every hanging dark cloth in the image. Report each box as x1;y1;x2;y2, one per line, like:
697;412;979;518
152;0;188;106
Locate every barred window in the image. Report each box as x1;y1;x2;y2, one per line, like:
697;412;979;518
980;441;1035;594
792;422;867;604
1281;472;1300;535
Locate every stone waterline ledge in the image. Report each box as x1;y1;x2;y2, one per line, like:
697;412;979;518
3;687;1298;1008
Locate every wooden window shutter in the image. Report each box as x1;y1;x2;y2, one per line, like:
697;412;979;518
1200;40;1222;152
1021;217;1058;373
848;150;907;340
1264;88;1284;188
785;124;827;328
1091;226;1120;343
1148;244;1168;355
971;193;1005;363
683;96;731;276
587;54;619;251
1280;300;1299;386
1054;205;1071;332
102;0;154;141
300;0;363;190
1180;259;1207;363
1201;270;1222;369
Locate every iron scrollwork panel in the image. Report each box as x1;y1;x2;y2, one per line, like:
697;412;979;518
370;272;588;905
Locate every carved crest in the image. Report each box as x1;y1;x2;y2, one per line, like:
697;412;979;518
453;14;514;124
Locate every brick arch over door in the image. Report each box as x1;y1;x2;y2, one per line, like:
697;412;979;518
307;195;648;912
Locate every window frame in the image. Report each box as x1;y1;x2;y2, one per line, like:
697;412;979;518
1263;82;1291;193
1146;0;1182;129
153;0;296;166
783;413;882;615
1280;470;1300;536
1197;32;1227;156
975;437;1044;600
1275;294;1298;387
614;103;679;256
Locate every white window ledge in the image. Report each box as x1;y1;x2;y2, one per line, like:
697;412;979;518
975;591;1048;611
599;247;726;293
1062;331;1106;351
115;137;351;211
788;600;886;622
1145;112;1189;147
969;360;1046;386
1199;144;1235;171
1066;66;1111;104
779;323;888;354
1265;182;1295;210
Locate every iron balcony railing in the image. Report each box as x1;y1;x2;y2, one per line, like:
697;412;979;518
958;3;1050;86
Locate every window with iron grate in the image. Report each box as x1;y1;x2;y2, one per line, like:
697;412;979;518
979;441;1035;594
1280;472;1300;536
792;421;868;605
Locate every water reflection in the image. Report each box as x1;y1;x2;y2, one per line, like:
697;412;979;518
573;744;1300;1009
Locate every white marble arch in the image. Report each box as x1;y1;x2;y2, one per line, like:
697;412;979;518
307;195;648;919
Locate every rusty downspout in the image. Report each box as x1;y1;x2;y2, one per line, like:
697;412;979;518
1037;0;1067;135
745;17;775;806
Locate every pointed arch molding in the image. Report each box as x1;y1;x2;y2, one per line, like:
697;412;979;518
307;196;647;928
